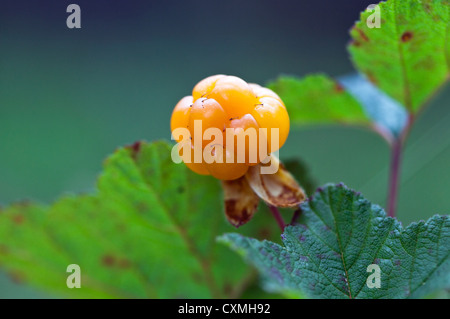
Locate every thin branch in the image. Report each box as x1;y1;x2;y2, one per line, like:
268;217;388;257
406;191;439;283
290;208;302;225
268;204;286;231
386;114;414;218
386;138;403;218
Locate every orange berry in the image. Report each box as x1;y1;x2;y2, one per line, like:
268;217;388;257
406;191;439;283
251;97;290;153
204;145;249;180
188;98;228;149
208;76;257;118
170;75;290;180
177;140;210;176
249;83;285;107
192;74;225;101
170;96;193;142
227;114;264;165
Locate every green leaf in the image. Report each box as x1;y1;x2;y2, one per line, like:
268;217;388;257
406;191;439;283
0;141;279;298
349;0;450;112
268;74;409;140
338;73;408;137
270;1;450;138
220;184;450;299
268;74;371;126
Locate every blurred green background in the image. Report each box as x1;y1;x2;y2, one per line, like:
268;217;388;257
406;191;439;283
1;0;449;298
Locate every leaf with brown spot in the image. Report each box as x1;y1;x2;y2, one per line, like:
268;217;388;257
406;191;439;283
349;0;450;112
401;31;413;42
101;254;116;267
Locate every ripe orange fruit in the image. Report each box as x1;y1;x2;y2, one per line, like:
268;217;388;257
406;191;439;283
170;75;290;180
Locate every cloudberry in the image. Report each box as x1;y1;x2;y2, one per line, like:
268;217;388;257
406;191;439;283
170;75;290;180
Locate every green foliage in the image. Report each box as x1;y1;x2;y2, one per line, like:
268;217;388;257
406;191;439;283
223;0;450;299
349;0;450;112
269;73;409;139
220;184;450;299
269;0;450;140
1;0;449;300
0;141;282;298
268;75;371;126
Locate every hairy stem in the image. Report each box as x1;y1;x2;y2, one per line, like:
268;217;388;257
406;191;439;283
387;138;403;218
268;205;285;231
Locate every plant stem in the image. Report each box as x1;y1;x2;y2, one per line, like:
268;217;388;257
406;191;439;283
290;209;301;225
268;205;285;231
386;114;414;218
386;138;403;218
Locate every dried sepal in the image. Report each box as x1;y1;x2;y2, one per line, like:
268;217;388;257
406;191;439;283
245;155;306;207
222;177;260;228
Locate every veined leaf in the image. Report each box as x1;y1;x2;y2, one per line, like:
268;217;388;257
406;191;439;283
0;141;281;298
268;74;408;140
349;0;450;112
268;74;371;126
270;1;450;139
220;184;450;299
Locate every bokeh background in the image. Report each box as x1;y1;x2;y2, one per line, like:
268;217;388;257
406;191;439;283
1;0;449;298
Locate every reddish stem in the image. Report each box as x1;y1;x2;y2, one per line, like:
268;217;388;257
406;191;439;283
290;209;301;225
386;114;413;218
386;138;403;218
268;205;285;231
